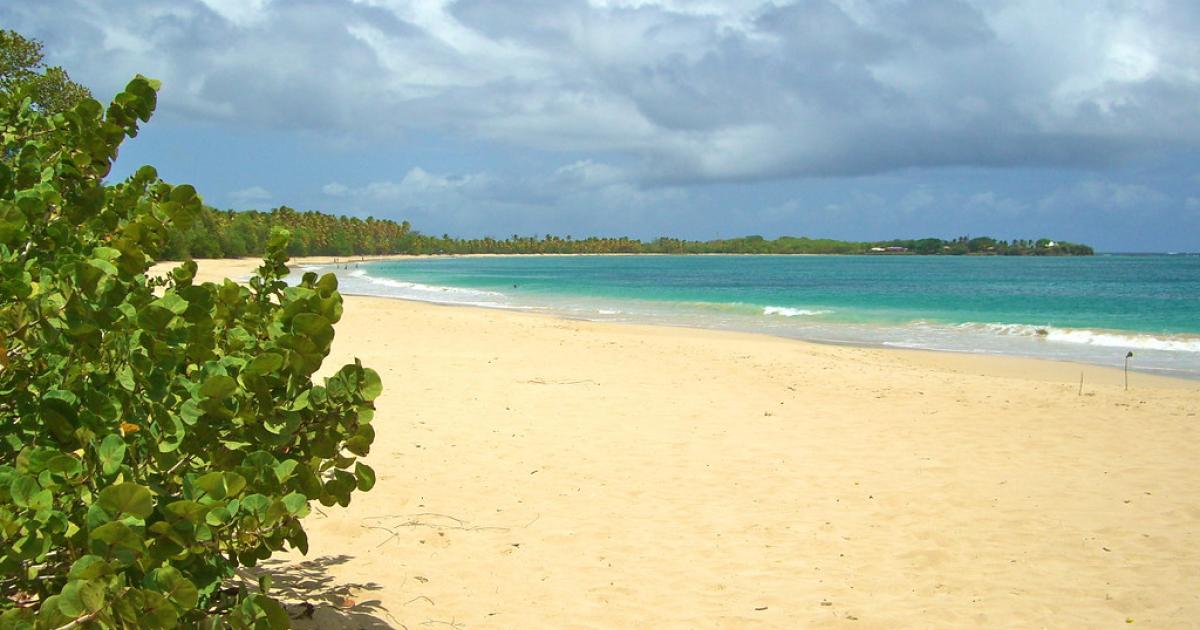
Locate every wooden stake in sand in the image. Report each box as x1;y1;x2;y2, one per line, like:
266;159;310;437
1125;351;1134;390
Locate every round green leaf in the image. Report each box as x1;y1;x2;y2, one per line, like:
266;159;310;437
98;434;127;476
88;521;142;551
291;313;330;337
243;352;284;377
205;506;232;527
98;482;153;519
354;462;376;492
9;474;39;508
361;368;383;400
148;567;199;610
241;494;271;520
164;500;207;524
281;492;308;516
138;590;178;629
68;556;114;581
193;471;246;500
199;375;237;399
57;582;86;618
47;454;83;478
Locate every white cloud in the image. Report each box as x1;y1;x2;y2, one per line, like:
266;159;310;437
8;0;1199;183
965;191;1027;216
229;185;271;205
900;188;936;214
1038;180;1168;212
321;160;682;211
551;160;626;188
195;0;271;27
322;182;350;197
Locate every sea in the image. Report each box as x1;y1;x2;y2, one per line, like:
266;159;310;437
295;254;1200;379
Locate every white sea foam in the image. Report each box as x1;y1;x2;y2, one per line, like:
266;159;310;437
763;306;830;317
340;268;506;301
297;264;1199;377
963;322;1200;353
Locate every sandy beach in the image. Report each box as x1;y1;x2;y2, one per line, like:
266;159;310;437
156;258;1200;628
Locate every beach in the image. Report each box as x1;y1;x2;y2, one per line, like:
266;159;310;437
158;258;1200;628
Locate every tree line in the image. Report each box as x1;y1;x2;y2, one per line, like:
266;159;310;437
162;206;414;259
162;205;1094;259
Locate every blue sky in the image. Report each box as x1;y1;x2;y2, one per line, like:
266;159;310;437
5;0;1199;251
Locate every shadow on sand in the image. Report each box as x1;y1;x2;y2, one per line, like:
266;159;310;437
240;554;396;629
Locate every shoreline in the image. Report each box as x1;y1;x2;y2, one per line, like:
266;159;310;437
153;256;1200;386
152;257;1200;627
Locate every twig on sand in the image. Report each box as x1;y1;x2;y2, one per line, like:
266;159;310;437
421;619;464;629
522;378;598;385
363;512;468;526
362;512;530;548
362;525;405;549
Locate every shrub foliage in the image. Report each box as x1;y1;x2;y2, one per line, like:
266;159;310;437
0;77;380;627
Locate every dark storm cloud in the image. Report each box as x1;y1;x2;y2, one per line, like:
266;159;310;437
8;0;1199;181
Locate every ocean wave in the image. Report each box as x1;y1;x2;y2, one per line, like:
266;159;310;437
962;322;1200;353
763;306;831;317
344;269;505;299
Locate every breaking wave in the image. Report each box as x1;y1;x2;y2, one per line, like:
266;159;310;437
763;306;831;317
335;268;520;309
962;322;1200;353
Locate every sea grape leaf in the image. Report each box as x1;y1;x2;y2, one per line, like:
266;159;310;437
193;471;246;501
89;521;142;550
67;556;113;581
147;566;199;609
10;475;39;507
98;482;153;519
139;590;178;629
354;462;376;492
199;375;237;399
98;434;126;476
46;454;83;478
243;352;283;376
0;74;384;627
281;492;307;516
360;368;383;401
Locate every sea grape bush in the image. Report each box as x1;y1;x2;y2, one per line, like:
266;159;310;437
0;77;380;628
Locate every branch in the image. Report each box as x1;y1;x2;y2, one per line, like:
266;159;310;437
51;610;101;630
165;453;196;477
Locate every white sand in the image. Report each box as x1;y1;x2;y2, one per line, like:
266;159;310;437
157;258;1200;628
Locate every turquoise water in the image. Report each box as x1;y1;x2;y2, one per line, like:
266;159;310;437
300;255;1200;378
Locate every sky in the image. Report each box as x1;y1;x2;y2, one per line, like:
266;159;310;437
4;0;1199;251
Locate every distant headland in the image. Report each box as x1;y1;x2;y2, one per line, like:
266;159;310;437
162;206;1093;259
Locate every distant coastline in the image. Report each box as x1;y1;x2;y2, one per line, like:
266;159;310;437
161;205;1094;259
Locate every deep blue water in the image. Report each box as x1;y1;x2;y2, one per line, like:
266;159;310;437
299;254;1200;378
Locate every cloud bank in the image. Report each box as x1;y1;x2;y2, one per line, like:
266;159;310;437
5;0;1199;250
7;0;1200;183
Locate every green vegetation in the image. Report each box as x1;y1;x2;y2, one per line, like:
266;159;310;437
0;75;380;628
164;207;1094;258
163;206;413;259
0;30;91;114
